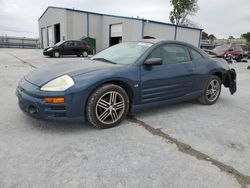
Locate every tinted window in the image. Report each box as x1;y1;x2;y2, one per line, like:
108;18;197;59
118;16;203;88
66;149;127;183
75;41;81;46
149;44;191;64
81;41;87;45
63;41;74;47
55;41;65;46
233;44;243;51
190;49;203;60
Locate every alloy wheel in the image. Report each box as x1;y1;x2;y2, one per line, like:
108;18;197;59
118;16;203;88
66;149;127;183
206;79;220;102
95;91;125;125
83;51;88;57
54;51;60;58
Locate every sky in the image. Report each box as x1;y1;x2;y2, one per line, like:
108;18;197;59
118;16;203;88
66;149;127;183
0;0;249;39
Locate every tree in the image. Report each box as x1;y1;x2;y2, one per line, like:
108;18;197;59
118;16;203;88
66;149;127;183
202;32;216;42
202;32;209;40
241;32;250;43
208;34;216;42
169;0;199;25
228;36;235;40
242;32;250;51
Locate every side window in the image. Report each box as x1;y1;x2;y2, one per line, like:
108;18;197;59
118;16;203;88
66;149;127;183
190;49;203;60
74;41;79;46
81;41;87;46
69;41;74;47
149;44;191;64
62;42;68;47
63;41;74;47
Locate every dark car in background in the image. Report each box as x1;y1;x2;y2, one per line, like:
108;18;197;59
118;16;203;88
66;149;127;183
43;40;93;58
209;43;244;62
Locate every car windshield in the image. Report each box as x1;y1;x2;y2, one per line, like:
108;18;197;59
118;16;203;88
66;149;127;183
91;42;153;65
213;44;230;51
55;41;65;46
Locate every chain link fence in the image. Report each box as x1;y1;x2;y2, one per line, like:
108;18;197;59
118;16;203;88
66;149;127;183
0;36;41;49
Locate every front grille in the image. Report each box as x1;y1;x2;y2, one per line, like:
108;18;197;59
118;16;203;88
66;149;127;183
44;104;66;118
49;106;66;111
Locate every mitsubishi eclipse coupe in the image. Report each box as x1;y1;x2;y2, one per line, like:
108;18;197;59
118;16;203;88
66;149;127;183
16;40;237;129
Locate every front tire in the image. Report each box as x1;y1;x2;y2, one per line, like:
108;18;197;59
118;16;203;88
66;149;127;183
198;75;221;105
53;51;60;58
86;84;129;129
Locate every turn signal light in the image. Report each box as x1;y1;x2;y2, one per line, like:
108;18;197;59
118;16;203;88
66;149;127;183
44;97;65;104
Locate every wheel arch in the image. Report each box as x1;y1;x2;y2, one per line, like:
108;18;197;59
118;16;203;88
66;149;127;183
104;80;134;102
85;79;135;111
212;71;223;82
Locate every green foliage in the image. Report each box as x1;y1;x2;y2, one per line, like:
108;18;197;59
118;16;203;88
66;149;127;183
202;32;216;41
241;32;250;42
169;0;199;25
208;34;216;41
202;32;209;40
228;36;235;40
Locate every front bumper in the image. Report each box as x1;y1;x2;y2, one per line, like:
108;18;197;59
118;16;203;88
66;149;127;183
43;50;53;56
16;78;86;122
223;68;237;95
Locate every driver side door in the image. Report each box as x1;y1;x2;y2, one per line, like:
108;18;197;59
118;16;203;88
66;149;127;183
61;41;75;55
140;43;195;104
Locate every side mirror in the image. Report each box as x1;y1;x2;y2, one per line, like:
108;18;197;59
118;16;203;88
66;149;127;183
144;58;163;66
228;48;234;51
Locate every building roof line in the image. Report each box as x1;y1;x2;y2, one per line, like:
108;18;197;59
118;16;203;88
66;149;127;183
38;6;203;31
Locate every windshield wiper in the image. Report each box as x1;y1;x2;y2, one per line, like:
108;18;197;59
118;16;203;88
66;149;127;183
92;58;117;64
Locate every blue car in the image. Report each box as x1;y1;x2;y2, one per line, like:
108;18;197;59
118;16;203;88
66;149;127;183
16;40;236;129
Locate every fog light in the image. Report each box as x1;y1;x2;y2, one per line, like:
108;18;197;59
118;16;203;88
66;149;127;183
44;97;65;104
28;105;38;114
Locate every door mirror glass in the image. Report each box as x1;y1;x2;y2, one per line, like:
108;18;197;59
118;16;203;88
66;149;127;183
144;58;163;66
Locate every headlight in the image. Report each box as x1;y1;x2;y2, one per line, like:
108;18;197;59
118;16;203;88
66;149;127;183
47;48;53;51
40;75;75;91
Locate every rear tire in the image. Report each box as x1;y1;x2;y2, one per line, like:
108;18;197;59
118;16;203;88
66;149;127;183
86;84;129;129
198;75;221;105
82;51;88;57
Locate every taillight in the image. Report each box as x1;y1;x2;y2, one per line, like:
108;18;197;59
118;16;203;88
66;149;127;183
84;45;91;49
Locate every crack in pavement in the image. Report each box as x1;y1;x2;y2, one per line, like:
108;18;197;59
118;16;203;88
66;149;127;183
127;116;250;188
7;52;37;69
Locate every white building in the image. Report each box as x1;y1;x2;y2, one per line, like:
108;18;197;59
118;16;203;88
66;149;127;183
38;6;203;52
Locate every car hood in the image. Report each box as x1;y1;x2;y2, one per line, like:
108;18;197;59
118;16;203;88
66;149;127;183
209;50;225;57
44;46;55;50
25;59;117;87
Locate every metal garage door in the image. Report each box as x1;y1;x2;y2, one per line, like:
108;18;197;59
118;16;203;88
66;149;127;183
41;28;46;49
47;26;53;47
111;24;123;37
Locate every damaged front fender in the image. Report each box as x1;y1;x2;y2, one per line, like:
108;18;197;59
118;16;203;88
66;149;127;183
222;68;237;95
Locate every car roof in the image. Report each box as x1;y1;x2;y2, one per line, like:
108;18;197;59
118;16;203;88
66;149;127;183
135;39;194;46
